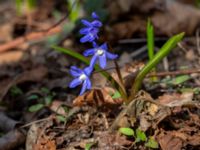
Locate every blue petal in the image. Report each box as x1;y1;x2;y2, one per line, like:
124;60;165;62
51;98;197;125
90;55;98;68
99;54;107;69
80;34;94;43
106;52;118;60
84;66;93;76
100;43;108;51
90;27;99;35
81;20;92;27
91;20;102;27
69;78;82;88
70;66;82;77
79;27;90;34
79;80;87;95
92;42;98;48
92;12;99;19
83;48;95;56
86;78;92;89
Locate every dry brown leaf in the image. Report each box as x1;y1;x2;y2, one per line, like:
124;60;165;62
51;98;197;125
73;88;123;106
157;92;193;107
158;131;183;150
34;138;56;150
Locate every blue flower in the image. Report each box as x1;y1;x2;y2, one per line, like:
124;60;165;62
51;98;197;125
69;66;93;95
83;43;118;69
79;13;102;43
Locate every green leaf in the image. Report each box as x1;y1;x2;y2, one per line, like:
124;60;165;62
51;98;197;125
168;75;190;85
27;94;39;100
112;91;121;99
145;137;159;149
41;87;50;94
28;104;44;112
56;115;66;123
52;45;127;101
85;143;96;150
44;95;53;105
119;127;134;136
68;0;81;22
193;87;200;94
129;32;185;102
135;129;147;142
10;85;23;96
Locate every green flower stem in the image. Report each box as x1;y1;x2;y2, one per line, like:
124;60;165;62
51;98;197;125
127;32;185;103
52;45;128;101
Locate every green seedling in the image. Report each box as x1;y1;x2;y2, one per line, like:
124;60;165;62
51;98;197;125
56;115;66;123
85;142;96;150
10;85;23;97
135;128;147;143
28;87;56;112
119;127;134;136
111;91;122;99
145;137;159;149
119;127;159;149
167;75;191;86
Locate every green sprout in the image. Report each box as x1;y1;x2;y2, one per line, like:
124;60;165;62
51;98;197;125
119;127;159;149
28;87;56;112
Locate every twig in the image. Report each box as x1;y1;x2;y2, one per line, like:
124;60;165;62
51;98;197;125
0;26;62;52
20;117;51;128
147;68;200;77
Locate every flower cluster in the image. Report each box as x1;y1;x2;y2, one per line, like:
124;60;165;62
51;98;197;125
69;12;118;95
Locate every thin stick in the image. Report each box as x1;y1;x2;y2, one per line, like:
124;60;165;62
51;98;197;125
147;68;200;77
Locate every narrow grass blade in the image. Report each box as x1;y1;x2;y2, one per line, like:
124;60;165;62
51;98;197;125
147;19;154;60
147;19;157;81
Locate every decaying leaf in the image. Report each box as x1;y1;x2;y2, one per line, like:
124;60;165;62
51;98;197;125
157;92;194;107
73;88;123;106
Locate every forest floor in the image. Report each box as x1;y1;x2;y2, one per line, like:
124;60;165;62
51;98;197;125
0;0;199;150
